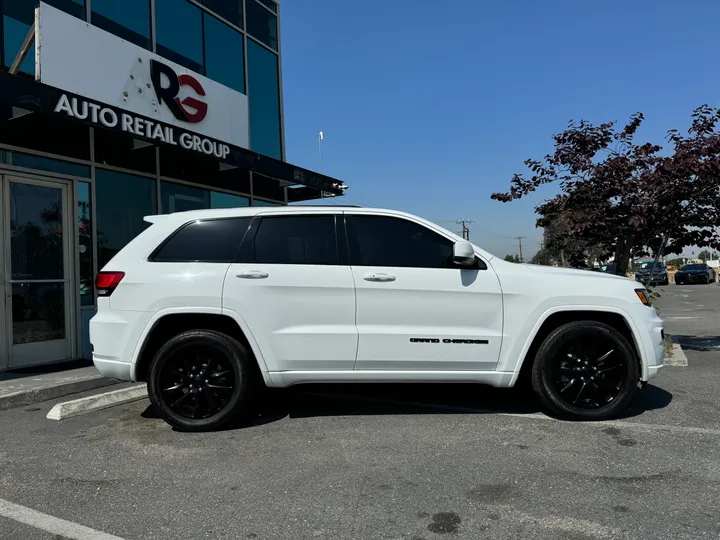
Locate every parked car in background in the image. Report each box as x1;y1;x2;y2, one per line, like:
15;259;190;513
635;264;670;286
674;263;715;285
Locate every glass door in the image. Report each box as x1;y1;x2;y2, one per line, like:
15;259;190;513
3;176;72;368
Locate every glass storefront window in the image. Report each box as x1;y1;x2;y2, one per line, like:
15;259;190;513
161;181;210;213
201;0;242;28
210;191;249;208
247;41;282;160
78;182;94;306
155;0;204;73
246;0;278;50
94;129;156;175
95;169;157;268
2;15;34;74
253;199;281;207
3;0;85;73
255;0;277;14
91;0;151;49
0;150;90;178
204;13;245;94
0;108;91;161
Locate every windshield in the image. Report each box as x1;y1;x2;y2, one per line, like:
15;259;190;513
681;264;706;271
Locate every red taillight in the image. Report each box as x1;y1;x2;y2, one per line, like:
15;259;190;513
95;271;125;296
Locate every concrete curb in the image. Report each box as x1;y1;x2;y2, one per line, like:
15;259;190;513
664;343;688;367
46;384;148;420
0;376;119;412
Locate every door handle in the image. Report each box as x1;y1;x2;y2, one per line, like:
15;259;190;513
236;270;269;279
363;273;396;282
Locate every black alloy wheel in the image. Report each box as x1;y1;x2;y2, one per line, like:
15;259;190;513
531;321;639;420
148;330;256;431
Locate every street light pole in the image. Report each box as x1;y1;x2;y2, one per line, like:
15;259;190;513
318;131;324;174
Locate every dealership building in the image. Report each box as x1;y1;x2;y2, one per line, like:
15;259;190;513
0;0;345;370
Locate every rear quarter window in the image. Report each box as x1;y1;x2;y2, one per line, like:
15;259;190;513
150;217;251;262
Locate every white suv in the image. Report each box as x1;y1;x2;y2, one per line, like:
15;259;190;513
90;206;665;431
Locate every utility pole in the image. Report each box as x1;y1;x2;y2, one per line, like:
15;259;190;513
318;131;324;173
515;236;526;262
456;219;474;241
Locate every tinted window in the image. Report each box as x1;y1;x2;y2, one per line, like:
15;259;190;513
155;0;204;73
78;182;94;305
346;215;454;268
94;129;156;174
252;216;337;265
201;0;242;28
246;0;278;50
682;264;707;271
247;40;281;159
211;192;249;208
256;0;277;13
153;218;250;262
95;169;157;268
91;0;150;49
204;13;245;93
160;181;210;213
4;0;84;73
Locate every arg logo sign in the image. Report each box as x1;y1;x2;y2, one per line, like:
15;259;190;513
149;60;208;124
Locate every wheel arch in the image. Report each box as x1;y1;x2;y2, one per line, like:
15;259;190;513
132;309;269;385
511;307;644;386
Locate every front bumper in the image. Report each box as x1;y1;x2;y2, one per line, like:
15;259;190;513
675;273;708;283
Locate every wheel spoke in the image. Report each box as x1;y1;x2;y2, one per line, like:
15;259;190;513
170;391;191;408
163;382;185;392
206;384;233;392
598;364;622;374
595;349;614;363
209;370;230;379
573;381;587;404
560;378;576;393
204;388;218;412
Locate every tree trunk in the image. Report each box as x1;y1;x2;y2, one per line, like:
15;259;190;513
613;235;635;276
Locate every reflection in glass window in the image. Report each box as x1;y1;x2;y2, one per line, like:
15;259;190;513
211;192;250;208
246;0;278;50
95;169;157;268
161;181;210;214
202;0;242;28
204;13;245;93
155;0;204;73
0;108;91;161
255;0;277;14
3;0;85;71
247;41;282;160
91;0;151;49
3;16;34;74
345;215;454;268
0;150;90;178
94;129;156;174
253;216;337;265
78;182;94;306
152;218;251;262
252;199;281;206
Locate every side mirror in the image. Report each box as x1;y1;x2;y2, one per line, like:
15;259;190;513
453;241;476;266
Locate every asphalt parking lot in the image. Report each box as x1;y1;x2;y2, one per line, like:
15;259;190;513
1;284;720;540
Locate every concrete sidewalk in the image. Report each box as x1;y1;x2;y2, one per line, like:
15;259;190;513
0;362;118;411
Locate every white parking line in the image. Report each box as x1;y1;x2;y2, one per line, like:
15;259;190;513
0;497;126;540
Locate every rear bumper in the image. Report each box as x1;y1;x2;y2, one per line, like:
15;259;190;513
93;357;133;381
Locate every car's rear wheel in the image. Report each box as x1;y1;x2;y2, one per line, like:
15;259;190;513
148;330;256;431
531;321;639;420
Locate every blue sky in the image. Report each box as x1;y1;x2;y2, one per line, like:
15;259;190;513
280;0;720;258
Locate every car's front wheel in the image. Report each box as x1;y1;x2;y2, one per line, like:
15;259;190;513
531;321;639;420
148;329;257;431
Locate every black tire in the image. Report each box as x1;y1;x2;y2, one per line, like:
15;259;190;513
530;321;639;421
147;329;257;432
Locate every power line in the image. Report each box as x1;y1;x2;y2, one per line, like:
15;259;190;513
456;219;475;240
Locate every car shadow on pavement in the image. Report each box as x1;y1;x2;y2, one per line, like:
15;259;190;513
671;335;720;351
235;382;672;429
140;382;672;430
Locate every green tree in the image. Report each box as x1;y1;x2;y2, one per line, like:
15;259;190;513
504;254;516;262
